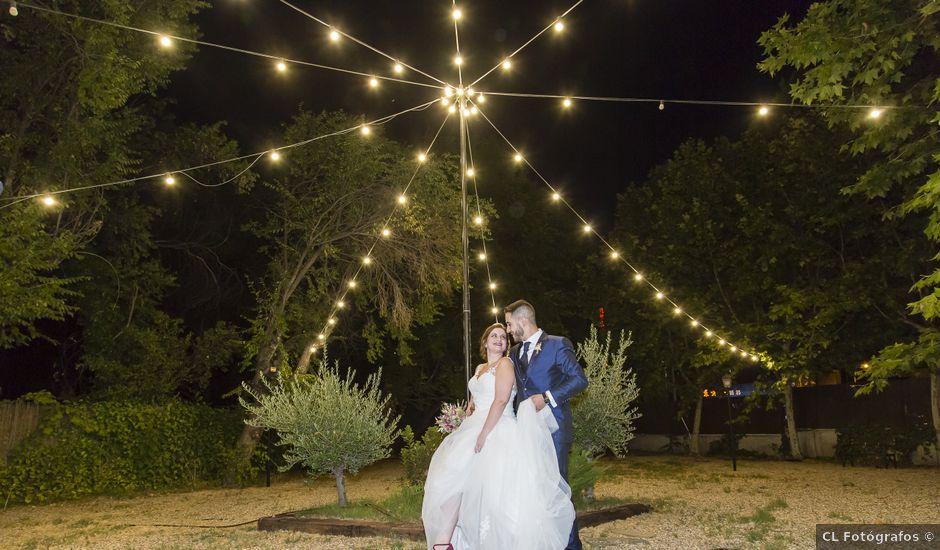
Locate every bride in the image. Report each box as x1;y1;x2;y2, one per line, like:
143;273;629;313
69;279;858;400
422;323;576;550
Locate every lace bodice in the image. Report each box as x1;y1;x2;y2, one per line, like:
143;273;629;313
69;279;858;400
468;369;516;419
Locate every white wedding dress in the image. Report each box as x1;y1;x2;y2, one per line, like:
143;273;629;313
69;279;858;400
422;369;576;550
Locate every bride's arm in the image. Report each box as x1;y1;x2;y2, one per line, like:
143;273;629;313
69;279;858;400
474;358;515;453
467;396;475;416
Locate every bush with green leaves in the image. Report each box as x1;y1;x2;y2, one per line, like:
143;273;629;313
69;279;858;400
241;360;400;506
573;326;642;457
0;396;247;504
400;424;445;486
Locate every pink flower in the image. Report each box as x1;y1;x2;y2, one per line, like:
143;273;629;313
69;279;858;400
435;401;468;433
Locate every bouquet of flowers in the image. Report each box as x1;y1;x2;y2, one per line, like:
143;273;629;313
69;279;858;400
435;401;468;434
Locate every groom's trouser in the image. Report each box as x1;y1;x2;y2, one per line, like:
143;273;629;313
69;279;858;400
552;431;582;550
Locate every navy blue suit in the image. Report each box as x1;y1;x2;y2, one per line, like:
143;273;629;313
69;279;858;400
510;332;588;550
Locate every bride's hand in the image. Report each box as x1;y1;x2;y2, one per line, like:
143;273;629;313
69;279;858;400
474;432;486;453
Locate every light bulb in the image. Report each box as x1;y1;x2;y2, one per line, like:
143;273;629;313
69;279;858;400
659;100;665;111
554;20;565;32
758;105;770;116
360;125;371;135
158;35;172;48
381;228;391;237
478;252;486;261
562;98;572;108
610;251;619;259
441;97;451;106
164;175;176;185
582;224;592;233
467;87;475;97
309;346;317;353
718;339;726;346
655;292;664;300
501;59;512;70
329;29;340;41
869;108;883;119
337;301;346;308
489;282;497;290
469;106;478;115
750;355;758;362
691;320;699;327
730;345;737;352
452;8;462;20
328;318;336;325
445;87;454;97
363;256;372;265
633;273;643;282
41;195;56;206
514;153;523;163
348;280;357;288
269;151;281;161
740;350;747;357
705;331;713;338
491;307;499;314
673;307;682;315
276;61;287;72
8;2;18;16
477;94;486;103
448;105;457;114
473;215;483;225
368;77;379;88
551;192;561;201
318;333;325;340
454;56;463;66
398;195;408;204
393;63;404;74
456;87;465;97
417;152;428;162
467;168;475;177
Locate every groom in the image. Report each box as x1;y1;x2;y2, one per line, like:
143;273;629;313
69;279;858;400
504;299;588;550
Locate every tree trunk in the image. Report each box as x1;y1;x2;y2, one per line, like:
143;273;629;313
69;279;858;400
333;466;348;507
931;370;940;463
690;394;703;456
783;382;803;460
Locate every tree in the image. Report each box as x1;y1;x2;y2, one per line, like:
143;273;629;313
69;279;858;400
241;360;400;506
605;114;927;458
572;326;641;458
0;2;208;347
759;0;940;454
236;110;470;458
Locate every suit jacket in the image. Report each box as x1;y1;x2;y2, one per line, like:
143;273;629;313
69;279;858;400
510;332;589;444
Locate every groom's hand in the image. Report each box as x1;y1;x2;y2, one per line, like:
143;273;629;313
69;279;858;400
530;394;546;411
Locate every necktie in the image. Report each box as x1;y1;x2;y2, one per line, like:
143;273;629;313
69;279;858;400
520;341;531;372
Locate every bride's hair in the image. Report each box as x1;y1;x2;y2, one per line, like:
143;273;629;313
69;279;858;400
479;323;507;359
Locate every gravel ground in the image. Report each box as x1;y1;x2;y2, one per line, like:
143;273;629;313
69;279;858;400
1;456;937;549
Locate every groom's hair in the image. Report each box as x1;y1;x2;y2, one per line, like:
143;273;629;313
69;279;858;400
504;299;537;325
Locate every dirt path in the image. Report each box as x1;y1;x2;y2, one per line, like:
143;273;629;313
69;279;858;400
1;456;937;549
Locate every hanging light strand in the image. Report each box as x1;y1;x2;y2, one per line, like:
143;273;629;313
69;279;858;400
1;98;440;208
463;119;500;324
452;0;465;88
310;112;453;351
472;102;762;362
477;90;921;111
275;0;447;86
469;0;584;88
14;2;442;90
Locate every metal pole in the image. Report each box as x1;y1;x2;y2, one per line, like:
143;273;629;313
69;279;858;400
459;98;471;399
726;391;737;471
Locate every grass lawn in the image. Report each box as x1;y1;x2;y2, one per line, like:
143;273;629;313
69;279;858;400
0;456;937;549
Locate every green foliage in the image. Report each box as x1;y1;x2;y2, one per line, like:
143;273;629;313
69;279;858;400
241;358;400;500
567;447;606;507
399;424;445;486
835;417;936;467
0;399;246;504
572;326;641;457
0;206;85;348
759;0;940;385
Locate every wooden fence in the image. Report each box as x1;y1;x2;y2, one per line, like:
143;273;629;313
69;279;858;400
0;400;42;459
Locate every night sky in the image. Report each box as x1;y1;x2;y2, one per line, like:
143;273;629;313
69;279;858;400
165;0;814;227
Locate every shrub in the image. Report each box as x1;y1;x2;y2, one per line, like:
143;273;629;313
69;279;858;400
0;398;247;505
400;424;445;486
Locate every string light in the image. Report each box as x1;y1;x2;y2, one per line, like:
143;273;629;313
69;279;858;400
417;152;428;162
276;61;287;72
368;77;379;88
562;98;572;108
473;215;483;225
491;307;499;314
329;29;340;41
582;224;591;233
158;35;172;48
673;307;682;315
758;105;769;116
610;251;619;259
348;280;357;288
691;320;699;327
467;168;475;177
514;153;524;163
489;282;497;290
456;87;465;97
381;228;391;237
393;62;404;74
659;100;665;111
397;194;408;204
452;8;462;20
501;59;512;71
8;1;18;16
477;94;486;103
454;55;464;66
318;333;325;340
360;125;371;135
705;331;713;338
269;151;281;161
478;252;486;261
469;106;478;115
554;20;565;32
309;345;318;353
633;273;643;282
869;108;883;119
41;195;56;206
337;300;346;308
441;98;451;106
448;105;457;114
328;318;337;325
362;256;372;265
551;192;561;201
655;292;665;300
445;87;454;97
164;175;176;186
